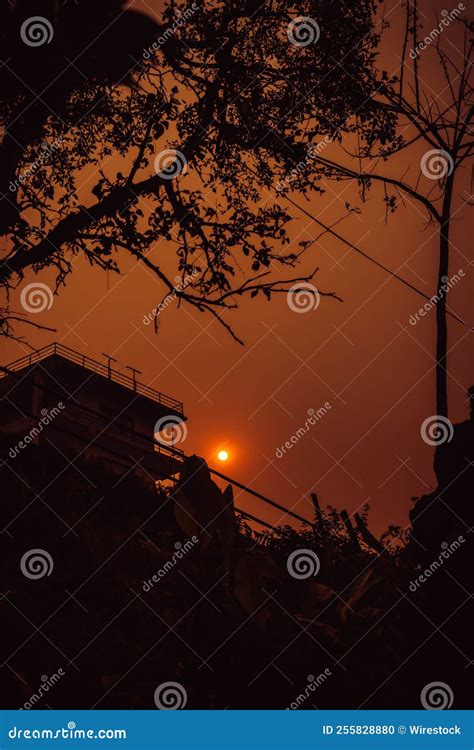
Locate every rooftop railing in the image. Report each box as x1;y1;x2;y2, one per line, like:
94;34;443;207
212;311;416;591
1;342;184;415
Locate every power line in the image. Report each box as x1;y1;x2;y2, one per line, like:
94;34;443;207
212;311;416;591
210;467;312;526
0;364;310;529
244;162;472;330
284;193;472;330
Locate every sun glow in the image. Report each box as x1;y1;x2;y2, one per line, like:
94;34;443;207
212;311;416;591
217;450;229;462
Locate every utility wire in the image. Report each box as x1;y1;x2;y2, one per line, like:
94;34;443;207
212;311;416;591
244;162;472;330
284;193;472;330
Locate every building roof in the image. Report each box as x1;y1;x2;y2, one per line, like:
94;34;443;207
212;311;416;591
1;342;184;416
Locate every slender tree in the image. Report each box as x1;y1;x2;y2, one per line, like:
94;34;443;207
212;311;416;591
280;1;472;418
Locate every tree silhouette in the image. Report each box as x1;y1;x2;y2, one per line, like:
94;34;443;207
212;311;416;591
0;0;159;229
279;1;472;418
0;0;396;341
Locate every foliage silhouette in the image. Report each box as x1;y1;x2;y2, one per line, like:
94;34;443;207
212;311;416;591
0;0;394;341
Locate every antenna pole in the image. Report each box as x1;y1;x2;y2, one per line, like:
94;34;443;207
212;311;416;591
126;365;142;391
102;353;117;379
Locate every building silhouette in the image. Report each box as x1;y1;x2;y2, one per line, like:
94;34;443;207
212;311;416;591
0;343;185;481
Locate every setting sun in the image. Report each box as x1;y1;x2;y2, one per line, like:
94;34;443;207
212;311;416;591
217;450;229;462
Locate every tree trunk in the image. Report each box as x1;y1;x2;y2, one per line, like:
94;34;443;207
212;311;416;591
435;173;455;419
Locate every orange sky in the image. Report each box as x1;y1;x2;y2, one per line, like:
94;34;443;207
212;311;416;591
1;0;472;535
